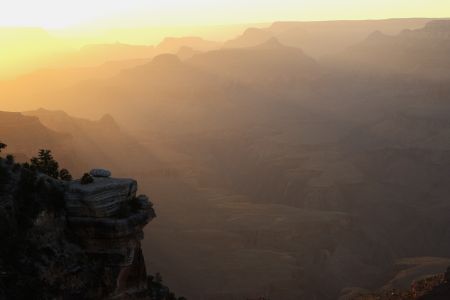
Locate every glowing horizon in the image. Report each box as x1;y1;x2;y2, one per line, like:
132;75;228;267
1;0;449;29
1;0;449;80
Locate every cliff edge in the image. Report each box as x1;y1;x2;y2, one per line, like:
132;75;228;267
0;157;183;300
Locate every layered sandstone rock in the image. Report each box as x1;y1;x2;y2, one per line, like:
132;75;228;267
0;161;180;300
64;170;156;297
65;176;138;218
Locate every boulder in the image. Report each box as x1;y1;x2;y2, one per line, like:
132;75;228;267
90;168;111;178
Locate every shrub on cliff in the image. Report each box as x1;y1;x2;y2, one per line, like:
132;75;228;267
0;142;6;153
30;150;60;179
5;154;14;165
29;149;72;181
59;169;72;181
80;173;94;184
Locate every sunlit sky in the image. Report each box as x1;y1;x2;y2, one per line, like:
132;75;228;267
1;0;449;29
0;0;449;80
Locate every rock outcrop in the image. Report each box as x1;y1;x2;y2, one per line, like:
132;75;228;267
0;160;181;300
64;170;156;298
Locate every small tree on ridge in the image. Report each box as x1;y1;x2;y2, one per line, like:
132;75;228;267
0;142;7;153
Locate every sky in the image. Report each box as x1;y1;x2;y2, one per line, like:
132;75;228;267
0;0;449;79
0;0;449;29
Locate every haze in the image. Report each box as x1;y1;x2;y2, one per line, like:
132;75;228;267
2;1;450;300
2;0;450;28
1;0;449;79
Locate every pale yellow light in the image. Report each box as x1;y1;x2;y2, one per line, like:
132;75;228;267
0;0;449;29
0;0;449;79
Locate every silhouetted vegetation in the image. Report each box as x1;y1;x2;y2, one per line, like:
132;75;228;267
0;146;69;224
29;149;72;181
0;142;6;153
30;149;60;178
5;154;14;165
80;173;94;185
59;168;72;181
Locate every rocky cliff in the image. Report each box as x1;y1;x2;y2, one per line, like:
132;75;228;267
0;157;183;300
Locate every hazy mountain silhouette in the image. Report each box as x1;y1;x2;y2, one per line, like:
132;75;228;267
224;27;275;48
329;20;450;80
224;18;437;57
55;43;156;68
189;38;319;87
22;108;162;176
0;109;160;177
33;40;321;131
156;36;221;53
0;110;76;168
2;58;149;94
176;46;201;60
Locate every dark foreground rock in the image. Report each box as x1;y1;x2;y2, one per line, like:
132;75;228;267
0;160;184;300
349;268;450;300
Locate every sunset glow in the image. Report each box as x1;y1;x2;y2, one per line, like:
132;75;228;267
2;1;450;299
0;0;449;79
1;0;449;29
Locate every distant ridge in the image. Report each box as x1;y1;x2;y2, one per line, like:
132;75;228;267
156;36;221;53
331;20;450;79
223;18;438;57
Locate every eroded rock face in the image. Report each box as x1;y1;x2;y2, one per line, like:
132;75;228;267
0;160;179;300
65;177;138;218
64;175;156;297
